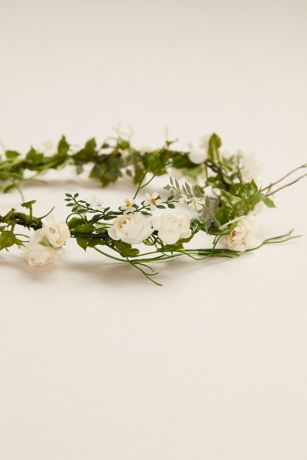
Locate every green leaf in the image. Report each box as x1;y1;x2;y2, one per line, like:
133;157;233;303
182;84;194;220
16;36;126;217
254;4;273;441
57;136;70;155
74;223;94;234
5;150;20;160
146;149;170;176
171;153;194;169
76;237;88;251
21;200;36;209
25;148;44;165
214;181;269;225
67;217;84;230
116;139;130;150
113;240;140;257
73;138;97;163
133;164;146;185
0;231;19;250
89;153;123;187
260;194;275;208
207;133;221;164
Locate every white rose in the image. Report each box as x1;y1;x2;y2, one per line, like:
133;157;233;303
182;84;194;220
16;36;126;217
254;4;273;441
152;213;192;245
221;215;259;251
108;213;153;244
23;242;59;266
42;214;70;248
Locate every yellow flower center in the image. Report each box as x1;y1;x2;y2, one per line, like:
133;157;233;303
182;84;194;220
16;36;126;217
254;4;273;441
150;197;158;205
124;198;133;207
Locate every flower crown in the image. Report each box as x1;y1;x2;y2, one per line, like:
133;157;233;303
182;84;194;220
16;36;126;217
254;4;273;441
0;132;305;285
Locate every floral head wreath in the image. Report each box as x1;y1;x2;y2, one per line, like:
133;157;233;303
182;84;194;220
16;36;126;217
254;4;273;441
0;132;305;285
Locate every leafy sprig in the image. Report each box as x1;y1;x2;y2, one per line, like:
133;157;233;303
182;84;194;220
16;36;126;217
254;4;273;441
0;134;202;193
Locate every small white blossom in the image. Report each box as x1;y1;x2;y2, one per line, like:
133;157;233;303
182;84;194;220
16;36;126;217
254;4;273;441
23;242;60;266
152;213;192;245
221;215;259;252
143;192;161;210
120;198;135;214
87;194;105;210
187;196;206;212
108;213;153;244
42;215;70;248
188;135;209;164
232;150;262;183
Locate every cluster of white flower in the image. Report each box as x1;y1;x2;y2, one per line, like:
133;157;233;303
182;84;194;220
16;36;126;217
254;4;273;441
186;135;261;185
108;196;192;246
23;215;70;266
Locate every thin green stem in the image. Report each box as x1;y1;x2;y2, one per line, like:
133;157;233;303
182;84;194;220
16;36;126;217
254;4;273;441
262;163;307;192
267;173;307;196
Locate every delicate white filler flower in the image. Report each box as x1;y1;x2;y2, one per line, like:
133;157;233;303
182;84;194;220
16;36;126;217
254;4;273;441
188;135;210;164
87;194;104;211
23;242;60;266
221;215;259;252
108;213;153;244
120;198;135;214
231;150;262;183
152;213;192;245
187;196;206;212
42;214;70;248
143;192;161;210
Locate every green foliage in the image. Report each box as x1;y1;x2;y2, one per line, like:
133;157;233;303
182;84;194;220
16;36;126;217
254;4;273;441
89;153;123;186
72;138;97;163
113;240;140;257
0;231;21;250
207;133;221;164
5;150;20;160
57;136;70;155
215;181;275;225
25;148;44;166
21;200;36;210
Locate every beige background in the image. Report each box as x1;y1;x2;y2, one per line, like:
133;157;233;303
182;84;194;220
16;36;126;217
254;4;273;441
0;0;307;459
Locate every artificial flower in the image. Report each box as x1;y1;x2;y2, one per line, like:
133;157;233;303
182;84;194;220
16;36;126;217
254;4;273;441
221;215;259;251
152;212;192;245
108;213;153;244
231;150;262;183
42;214;70;248
187;196;206;212
23;242;59;266
87;194;105;211
120;198;135;214
143;192;161;210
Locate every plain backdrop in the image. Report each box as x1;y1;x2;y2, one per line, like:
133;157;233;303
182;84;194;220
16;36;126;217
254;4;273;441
0;1;306;459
